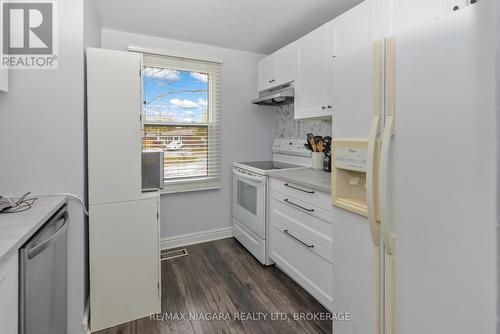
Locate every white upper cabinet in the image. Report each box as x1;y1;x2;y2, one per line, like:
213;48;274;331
87;48;143;205
274;45;297;87
295;1;371;120
391;0;448;34
255;0;461;119
369;0;459;38
327;2;371;122
258;56;276;91
257;44;297;92
295;25;330;120
329;1;371;57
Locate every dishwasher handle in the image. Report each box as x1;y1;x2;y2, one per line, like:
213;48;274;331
28;211;68;260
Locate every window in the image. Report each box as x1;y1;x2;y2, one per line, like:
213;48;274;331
140;52;221;193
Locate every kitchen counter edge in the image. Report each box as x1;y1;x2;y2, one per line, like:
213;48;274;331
267;168;331;194
0;196;68;266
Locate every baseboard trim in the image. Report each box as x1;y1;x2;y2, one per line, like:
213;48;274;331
160;227;233;250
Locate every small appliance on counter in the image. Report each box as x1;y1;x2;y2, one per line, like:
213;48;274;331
141;151;164;191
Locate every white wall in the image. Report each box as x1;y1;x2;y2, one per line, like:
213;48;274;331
101;29;276;239
496;1;500;331
85;0;102;49
0;0;86;332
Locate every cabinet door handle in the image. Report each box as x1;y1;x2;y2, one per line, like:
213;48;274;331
284;183;314;194
328;105;332;108
321;106;326;110
284;229;314;248
284;199;314;212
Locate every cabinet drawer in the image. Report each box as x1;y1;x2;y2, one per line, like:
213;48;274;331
270;178;331;210
232;218;266;265
271;211;332;261
271;190;333;232
270;199;332;258
270;223;333;310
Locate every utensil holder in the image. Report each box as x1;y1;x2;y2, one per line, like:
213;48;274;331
312;152;323;170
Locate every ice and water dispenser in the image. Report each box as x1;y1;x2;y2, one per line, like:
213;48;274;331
332;139;369;217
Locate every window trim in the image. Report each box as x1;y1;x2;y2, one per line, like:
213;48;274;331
160;181;221;195
129;46;223;64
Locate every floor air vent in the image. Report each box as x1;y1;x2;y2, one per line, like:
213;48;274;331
161;248;188;261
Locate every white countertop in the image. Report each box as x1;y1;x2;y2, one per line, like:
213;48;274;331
0;196;67;266
268;168;332;194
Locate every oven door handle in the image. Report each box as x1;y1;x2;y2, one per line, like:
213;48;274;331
233;170;266;183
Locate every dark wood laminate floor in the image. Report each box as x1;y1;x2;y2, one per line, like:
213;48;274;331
95;237;332;334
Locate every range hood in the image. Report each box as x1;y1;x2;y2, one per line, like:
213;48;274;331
251;82;294;106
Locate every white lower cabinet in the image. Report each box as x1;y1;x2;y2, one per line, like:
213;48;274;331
90;193;161;332
269;178;333;311
0;254;18;334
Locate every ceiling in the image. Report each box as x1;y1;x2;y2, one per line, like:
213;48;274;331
93;0;362;54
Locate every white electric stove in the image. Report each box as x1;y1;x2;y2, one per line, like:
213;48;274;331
232;139;311;265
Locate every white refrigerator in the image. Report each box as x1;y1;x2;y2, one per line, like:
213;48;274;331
331;1;497;333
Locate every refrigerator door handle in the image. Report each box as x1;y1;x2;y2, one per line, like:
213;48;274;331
380;115;395;255
367;114;382;246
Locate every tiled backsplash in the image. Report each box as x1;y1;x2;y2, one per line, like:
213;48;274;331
275;104;332;139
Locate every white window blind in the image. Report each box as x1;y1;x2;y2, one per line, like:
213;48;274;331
140;51;221;194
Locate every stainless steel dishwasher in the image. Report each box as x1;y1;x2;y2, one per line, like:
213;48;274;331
19;205;68;334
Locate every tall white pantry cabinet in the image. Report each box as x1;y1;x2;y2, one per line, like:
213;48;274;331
86;47;161;332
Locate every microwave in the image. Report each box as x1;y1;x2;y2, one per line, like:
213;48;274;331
142;151;164;191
